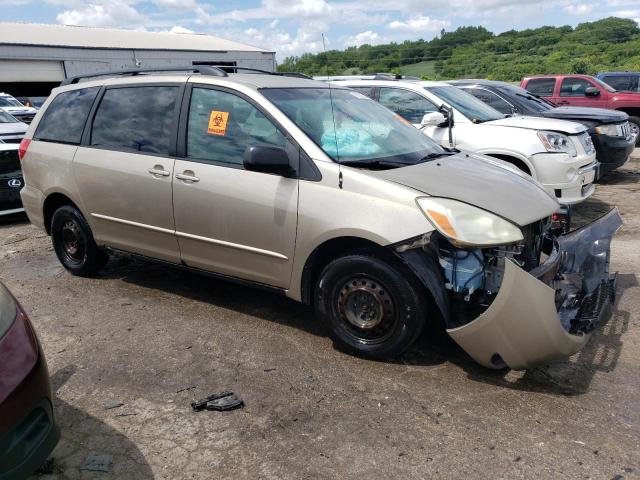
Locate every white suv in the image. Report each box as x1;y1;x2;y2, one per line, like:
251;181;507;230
0;93;37;124
331;79;598;205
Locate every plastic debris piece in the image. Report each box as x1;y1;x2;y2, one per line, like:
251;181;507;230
102;401;124;410
80;454;113;472
191;391;243;412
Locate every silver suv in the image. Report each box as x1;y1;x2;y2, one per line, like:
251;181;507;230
19;67;621;370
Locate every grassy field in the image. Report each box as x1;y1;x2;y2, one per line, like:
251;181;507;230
400;61;437;78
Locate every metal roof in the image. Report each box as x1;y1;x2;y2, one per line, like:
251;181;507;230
0;22;272;53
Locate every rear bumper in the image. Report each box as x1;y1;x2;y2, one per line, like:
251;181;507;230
446;208;622;370
593;133;635;177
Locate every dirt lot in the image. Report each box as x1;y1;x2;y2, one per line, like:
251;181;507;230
2;155;640;479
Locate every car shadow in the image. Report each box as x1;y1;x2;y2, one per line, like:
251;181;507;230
98;253;326;338
571;197;616;228
30;365;154;479
597;166;639;186
97;253;631;397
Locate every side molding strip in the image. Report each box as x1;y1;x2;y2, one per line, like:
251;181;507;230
91;213;288;260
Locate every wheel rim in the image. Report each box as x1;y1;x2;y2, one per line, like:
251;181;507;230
631;122;639;139
60;219;85;264
337;277;396;345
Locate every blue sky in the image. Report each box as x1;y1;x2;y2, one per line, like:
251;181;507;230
2;0;639;60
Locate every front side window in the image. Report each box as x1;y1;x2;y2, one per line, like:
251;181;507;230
91;86;178;155
525;78;556;97
560;78;596;97
34;87;99;144
600;75;638;92
261;87;445;168
186;88;287;167
425;86;503;123
379;87;438;124
465;88;512;115
348;87;374;98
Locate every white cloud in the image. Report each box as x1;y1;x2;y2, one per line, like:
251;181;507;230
615;8;640;23
56;1;145;27
388;15;450;32
345;30;381;47
563;3;594;15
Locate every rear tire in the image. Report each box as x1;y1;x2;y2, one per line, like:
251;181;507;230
628;116;640;147
314;253;428;359
51;205;108;276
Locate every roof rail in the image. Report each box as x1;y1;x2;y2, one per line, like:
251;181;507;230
199;65;312;79
60;65;228;86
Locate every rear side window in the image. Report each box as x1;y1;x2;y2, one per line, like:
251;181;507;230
34;87;99;144
91;86;179;155
525;78;556;97
379;87;437;124
348;87;374;98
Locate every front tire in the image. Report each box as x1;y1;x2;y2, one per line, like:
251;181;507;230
51;205;108;276
314;253;428;359
628;116;640;147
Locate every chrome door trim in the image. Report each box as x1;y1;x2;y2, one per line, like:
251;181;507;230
91;213;175;235
175;230;289;260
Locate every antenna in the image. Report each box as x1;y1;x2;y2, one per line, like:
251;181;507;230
322;33;342;189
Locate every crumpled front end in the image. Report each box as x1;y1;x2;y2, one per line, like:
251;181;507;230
397;208;622;370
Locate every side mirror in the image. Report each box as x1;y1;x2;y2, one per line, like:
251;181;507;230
243;145;294;176
421;112;447;127
585;86;600;97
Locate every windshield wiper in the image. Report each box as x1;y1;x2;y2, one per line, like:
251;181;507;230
339;159;408;169
419;151;456;161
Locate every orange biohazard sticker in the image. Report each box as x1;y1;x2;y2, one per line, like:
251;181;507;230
207;111;229;136
394;114;411;126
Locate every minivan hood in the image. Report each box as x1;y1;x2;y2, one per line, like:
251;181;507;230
540;106;628;124
370;153;559;227
1;106;37;115
486;115;587;134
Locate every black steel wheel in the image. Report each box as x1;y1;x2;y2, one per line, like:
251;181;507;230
629;116;640;147
314;253;428;359
51;205;108;276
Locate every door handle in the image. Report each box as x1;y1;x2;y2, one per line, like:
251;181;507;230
556;100;569;105
176;171;200;183
148;165;170;177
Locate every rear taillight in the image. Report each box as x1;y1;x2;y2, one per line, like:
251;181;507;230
18;138;31;161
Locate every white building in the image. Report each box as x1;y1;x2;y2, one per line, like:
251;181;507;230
0;23;275;96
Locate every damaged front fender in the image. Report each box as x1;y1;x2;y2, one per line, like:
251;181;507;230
447;208;622;370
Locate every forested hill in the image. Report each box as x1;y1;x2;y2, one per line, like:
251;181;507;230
276;17;640;81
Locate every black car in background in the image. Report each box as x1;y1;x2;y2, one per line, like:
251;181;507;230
449;79;636;177
0;144;25;217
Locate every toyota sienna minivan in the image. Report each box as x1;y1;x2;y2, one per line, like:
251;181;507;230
19;67;622;370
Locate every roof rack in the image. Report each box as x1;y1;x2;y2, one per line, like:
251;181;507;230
61;65;228;86
61;65;312;86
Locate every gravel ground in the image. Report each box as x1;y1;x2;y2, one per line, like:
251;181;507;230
1;154;639;480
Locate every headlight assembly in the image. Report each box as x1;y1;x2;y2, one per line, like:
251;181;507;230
537;131;577;157
416;197;524;247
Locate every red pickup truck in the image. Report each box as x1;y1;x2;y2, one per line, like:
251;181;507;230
521;74;640;146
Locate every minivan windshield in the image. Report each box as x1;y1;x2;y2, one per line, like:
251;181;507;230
261;87;448;168
425;86;504;123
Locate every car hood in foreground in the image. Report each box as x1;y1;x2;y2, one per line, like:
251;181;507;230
540;106;628;124
486;115;587;134
0;122;28;135
370;153;559;227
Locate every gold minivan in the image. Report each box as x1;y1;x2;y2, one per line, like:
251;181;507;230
19;67;621;370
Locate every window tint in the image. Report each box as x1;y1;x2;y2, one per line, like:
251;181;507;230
187;88;287;168
348;87;374;98
34;87;99;144
601;75;638;92
560;78;596;97
465;88;512;115
379;88;437;124
525;78;556;97
91;86;178;155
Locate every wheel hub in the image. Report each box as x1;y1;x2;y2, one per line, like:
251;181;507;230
338;278;393;330
61;220;82;259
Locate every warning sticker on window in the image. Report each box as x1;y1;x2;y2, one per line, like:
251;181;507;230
207;111;229;136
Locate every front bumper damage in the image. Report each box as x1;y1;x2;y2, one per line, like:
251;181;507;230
399;208;622;370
